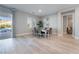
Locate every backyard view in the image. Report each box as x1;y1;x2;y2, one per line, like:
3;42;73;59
0;16;12;39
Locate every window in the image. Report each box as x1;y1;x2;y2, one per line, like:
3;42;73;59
0;12;13;39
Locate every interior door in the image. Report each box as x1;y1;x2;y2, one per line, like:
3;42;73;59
63;16;67;34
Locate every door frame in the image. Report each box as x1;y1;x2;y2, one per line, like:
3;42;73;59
62;12;75;37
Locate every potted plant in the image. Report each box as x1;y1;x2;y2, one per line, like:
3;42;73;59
37;20;43;32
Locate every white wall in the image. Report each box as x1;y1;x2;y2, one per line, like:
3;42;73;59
74;7;79;39
15;11;37;35
43;14;58;33
49;15;58;29
57;12;63;36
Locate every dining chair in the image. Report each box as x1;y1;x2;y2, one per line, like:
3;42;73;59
33;27;38;36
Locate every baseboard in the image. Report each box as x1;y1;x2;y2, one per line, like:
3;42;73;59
58;33;63;36
16;32;32;37
74;36;79;40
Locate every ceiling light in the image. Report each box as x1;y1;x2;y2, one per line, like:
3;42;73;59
38;9;42;13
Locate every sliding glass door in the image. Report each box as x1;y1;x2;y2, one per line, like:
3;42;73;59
0;13;13;39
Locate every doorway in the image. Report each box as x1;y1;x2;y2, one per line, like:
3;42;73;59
63;14;73;36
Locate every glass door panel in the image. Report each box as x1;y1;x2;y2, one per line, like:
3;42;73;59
0;14;13;39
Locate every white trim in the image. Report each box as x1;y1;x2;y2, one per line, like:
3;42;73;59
58;33;63;36
16;32;32;37
58;8;75;13
3;38;14;40
74;36;79;40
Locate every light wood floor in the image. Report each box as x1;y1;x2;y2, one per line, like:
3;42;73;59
0;34;79;54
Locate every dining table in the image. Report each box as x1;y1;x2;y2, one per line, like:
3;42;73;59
41;28;49;38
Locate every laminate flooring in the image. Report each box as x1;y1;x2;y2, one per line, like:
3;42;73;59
0;34;79;54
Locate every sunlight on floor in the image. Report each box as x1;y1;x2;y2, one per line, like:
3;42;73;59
0;35;79;54
0;38;15;53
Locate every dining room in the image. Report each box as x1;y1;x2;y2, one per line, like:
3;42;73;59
1;4;79;54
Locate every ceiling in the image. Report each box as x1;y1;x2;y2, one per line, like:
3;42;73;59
3;4;79;16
